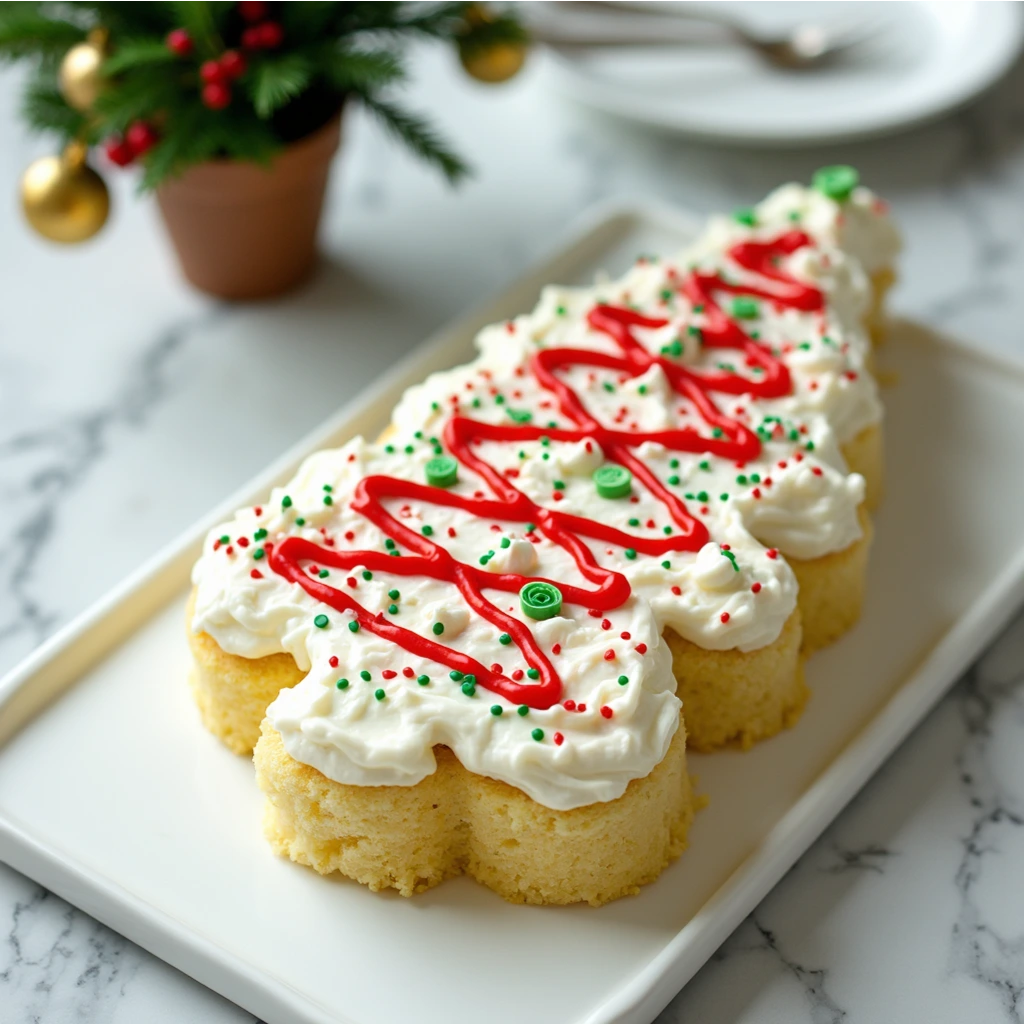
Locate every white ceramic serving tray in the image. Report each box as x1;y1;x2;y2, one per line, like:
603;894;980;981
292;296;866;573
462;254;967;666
2;201;1024;1024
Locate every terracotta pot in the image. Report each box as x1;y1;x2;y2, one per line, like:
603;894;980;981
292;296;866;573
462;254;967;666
156;113;342;300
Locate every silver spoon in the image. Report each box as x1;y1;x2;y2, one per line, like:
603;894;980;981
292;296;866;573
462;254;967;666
524;2;884;70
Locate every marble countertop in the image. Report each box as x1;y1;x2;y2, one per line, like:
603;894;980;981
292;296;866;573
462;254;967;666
2;39;1024;1024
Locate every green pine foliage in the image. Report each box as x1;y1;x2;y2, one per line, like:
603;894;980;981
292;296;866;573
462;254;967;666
0;1;527;189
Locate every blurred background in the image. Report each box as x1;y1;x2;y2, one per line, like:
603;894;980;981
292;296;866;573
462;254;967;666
2;3;1024;1022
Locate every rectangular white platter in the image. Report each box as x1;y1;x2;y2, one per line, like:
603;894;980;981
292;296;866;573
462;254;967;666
2;201;1024;1024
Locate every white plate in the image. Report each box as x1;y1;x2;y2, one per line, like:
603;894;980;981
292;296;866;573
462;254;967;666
2;202;1024;1024
546;1;1024;144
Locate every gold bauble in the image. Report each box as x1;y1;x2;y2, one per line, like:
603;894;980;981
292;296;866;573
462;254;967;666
58;29;108;112
21;142;110;244
459;40;527;83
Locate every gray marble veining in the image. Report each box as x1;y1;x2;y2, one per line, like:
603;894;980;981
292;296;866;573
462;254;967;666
2;38;1024;1024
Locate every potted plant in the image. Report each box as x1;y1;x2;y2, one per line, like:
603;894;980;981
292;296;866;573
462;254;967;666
2;2;526;299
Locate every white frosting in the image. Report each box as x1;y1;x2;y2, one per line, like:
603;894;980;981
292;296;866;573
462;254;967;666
191;179;898;809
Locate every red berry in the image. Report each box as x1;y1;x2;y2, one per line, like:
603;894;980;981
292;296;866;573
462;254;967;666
104;137;134;167
257;21;284;48
125;121;158;157
240;25;263;49
238;0;267;22
219;49;247;79
200;59;226;84
202;82;232;109
166;28;192;56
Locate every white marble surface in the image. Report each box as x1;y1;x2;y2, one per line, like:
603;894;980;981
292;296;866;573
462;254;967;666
2;37;1024;1024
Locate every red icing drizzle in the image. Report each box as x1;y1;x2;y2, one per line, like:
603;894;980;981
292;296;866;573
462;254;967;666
268;232;819;709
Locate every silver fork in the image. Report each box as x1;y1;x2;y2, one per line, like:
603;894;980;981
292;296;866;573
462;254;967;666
525;2;884;70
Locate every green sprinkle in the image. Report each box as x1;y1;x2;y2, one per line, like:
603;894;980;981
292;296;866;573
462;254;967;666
553;480;565;491
253;528;267;540
750;473;761;483
712;427;724;438
531;728;544;742
618;675;628;685
638;384;648;395
374;688;386;701
507;408;532;424
660;288;674;302
517;705;530;717
556;304;567;316
362;570;372;581
699;459;710;471
540;436;550;447
525;523;536;532
720;493;730;501
734;206;757;226
348;620;359;633
450;670;464;681
812;164;859;202
417;674;430;686
628;517;640;527
425;455;459;489
422;524;434;536
731;296;760;320
625;548;637;559
669;458;680;469
805;440;815;451
253;548;265;560
668;475;680;486
360;670;371;681
384;444;395;454
494;394;505;405
461;681;476;697
499;633;512;645
384;538;397;550
471;397;481;409
281;496;292;509
736;474;748;485
663;525;673;535
527;667;540;679
319;569;329;578
388;604;398;615
219;534;230;545
295;517;306;527
323;484;333;493
593;464;632;499
697;491;709;502
323;495;333;506
661;560;671;569
500;536;511;549
336;678;349;689
432;622;444;635
314;614;329;629
490;705;503;716
414;431;423;439
431;401;440;412
388;589;400;600
603;381;615;393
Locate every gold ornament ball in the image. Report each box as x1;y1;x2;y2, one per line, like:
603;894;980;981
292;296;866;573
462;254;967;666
459;39;527;84
59;37;105;112
21;147;110;244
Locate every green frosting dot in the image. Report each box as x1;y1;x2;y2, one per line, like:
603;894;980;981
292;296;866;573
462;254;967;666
336;678;349;690
425;455;459;488
618;675;628;686
517;705;530;717
313;614;329;629
499;633;512;645
432;622;445;635
417;674;430;686
813;164;859;202
731;296;760;319
490;705;503;716
593;464;632;499
531;728;544;742
374;688;386;701
360;670;371;681
520;581;563;621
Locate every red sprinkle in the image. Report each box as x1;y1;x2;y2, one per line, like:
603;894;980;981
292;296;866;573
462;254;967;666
671;585;682;596
564;699;577;711
600;705;613;719
491;663;503;673
382;670;397;680
577;703;587;713
344;531;355;541
601;619;612;630
766;548;778;559
603;649;615;661
403;667;415;678
254;506;262;516
347;577;357;588
237;537;249;548
552;643;562;655
329;656;339;668
635;643;648;655
448;527;457;538
721;612;730;623
512;669;524;681
250;569;262;579
620;631;631;640
751;582;762;594
554;732;565;746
